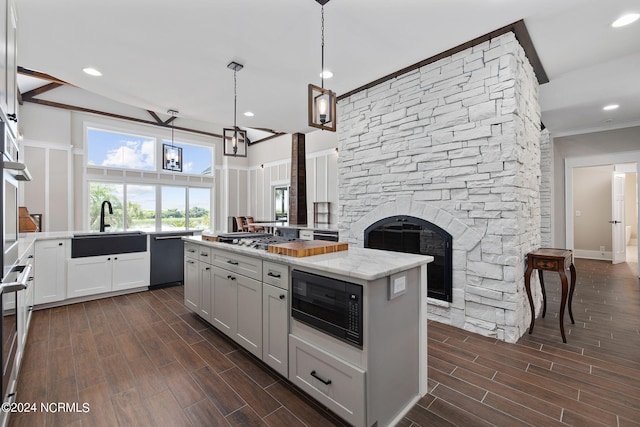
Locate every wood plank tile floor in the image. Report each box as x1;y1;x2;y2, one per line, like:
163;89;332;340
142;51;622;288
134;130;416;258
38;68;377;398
9;258;640;426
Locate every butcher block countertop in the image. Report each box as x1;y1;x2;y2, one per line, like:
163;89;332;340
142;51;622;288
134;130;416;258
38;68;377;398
267;240;348;257
183;236;432;281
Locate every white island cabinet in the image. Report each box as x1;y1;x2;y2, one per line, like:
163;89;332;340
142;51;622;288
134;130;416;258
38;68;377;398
183;236;432;427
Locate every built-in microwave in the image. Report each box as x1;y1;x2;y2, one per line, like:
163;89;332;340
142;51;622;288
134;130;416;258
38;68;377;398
291;269;363;347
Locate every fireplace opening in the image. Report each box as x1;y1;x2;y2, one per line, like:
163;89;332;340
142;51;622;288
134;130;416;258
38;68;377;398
364;215;452;302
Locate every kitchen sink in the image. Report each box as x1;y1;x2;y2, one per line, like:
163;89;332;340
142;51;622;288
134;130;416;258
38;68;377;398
71;231;147;258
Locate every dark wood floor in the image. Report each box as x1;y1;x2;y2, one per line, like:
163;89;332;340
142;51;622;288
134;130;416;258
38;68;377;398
406;258;640;427
9;258;640;426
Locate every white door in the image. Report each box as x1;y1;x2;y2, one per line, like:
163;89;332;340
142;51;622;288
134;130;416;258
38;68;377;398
611;172;626;264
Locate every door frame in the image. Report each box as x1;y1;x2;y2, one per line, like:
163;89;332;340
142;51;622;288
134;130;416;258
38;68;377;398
565;151;640;276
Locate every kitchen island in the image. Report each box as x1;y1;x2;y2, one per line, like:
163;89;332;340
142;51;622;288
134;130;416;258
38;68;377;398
183;235;433;427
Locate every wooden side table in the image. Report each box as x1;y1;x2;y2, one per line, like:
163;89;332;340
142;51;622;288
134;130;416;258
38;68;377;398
524;248;576;343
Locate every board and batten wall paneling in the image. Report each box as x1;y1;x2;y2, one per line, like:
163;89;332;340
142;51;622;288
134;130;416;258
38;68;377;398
227;169;238;217
22;145;46;224
238;169;248;215
49;149;70;232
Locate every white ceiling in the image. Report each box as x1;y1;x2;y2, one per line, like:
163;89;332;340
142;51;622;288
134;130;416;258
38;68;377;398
16;0;640;137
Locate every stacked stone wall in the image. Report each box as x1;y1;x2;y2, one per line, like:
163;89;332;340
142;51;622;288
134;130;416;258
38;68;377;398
337;32;543;342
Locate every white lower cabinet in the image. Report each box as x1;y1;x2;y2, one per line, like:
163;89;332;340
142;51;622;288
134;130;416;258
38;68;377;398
67;256;112;298
262;283;289;377
34;239;69;304
289;334;366;427
211;265;262;359
68;252;149;298
211;265;236;335
112;252;150;291
235;273;262;358
184;251;212;322
184;256;199;312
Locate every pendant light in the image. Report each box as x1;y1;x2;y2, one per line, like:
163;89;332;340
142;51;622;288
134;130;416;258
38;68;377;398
223;61;248;157
308;0;336;132
162;109;182;171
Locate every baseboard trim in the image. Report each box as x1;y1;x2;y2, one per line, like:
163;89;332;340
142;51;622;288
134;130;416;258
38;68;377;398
574;249;612;261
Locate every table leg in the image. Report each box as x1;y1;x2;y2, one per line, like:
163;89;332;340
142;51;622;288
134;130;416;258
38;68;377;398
537;269;547;318
568;263;576;324
558;269;569;343
524;265;535;334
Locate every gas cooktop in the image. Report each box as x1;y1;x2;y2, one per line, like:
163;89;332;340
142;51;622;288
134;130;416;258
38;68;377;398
216;232;300;251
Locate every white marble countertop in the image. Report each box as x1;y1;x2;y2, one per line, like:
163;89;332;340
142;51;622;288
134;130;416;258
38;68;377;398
184;236;433;281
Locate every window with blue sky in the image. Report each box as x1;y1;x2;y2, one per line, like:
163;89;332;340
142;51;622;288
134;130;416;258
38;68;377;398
87;128;155;170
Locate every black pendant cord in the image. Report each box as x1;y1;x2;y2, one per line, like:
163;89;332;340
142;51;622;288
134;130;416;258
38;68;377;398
321;5;325;89
233;69;238;130
171;119;174;148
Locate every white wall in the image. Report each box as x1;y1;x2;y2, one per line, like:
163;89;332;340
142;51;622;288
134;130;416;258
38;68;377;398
553;126;640;247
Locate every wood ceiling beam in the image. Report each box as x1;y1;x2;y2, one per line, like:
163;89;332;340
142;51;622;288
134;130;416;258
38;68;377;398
22;97;223;139
147;110;163;124
338;19;548;101
17;66;73;86
18;66;286;144
22;82;63;100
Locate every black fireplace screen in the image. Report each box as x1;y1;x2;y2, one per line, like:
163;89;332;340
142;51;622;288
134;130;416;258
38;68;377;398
364;215;452;302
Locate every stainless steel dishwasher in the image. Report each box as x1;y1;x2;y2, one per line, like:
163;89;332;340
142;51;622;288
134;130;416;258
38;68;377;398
149;231;194;289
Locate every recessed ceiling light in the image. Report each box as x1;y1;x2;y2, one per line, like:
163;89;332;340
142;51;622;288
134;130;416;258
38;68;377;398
612;13;640;28
244;111;254;117
83;67;102;76
320;70;333;79
603;104;619;111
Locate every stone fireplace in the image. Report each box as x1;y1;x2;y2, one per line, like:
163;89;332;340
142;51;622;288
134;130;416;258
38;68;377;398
337;32;543;343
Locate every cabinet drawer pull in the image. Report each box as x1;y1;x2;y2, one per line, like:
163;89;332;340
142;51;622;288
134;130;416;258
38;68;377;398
279;294;285;300
267;272;281;278
227;275;236;281
227;260;239;265
201;253;209;257
187;249;196;253
187;260;195;264
205;267;210;271
310;370;332;385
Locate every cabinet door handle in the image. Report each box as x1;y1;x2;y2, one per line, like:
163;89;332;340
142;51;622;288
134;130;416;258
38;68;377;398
227;260;239;265
267;272;281;278
201;253;208;257
205;267;210;271
58;243;63;246
279;294;285;300
310;370;332;385
7;113;17;123
227;275;236;281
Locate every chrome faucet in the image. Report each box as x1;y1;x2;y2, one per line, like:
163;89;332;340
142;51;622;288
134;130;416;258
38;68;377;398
99;200;113;232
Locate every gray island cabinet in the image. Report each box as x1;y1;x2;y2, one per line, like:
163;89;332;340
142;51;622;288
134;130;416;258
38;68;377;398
183;236;432;427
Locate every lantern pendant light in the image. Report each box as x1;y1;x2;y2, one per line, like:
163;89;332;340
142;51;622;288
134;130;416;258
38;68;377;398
308;0;336;132
162;109;182;171
223;61;248;157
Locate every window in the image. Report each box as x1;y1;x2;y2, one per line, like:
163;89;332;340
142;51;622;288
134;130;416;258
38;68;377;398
161;186;187;231
90;182;211;232
87;128;155;171
89;182;124;231
163;140;213;175
189;188;211;230
126;185;156;231
274;186;289;221
85;125;214;232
